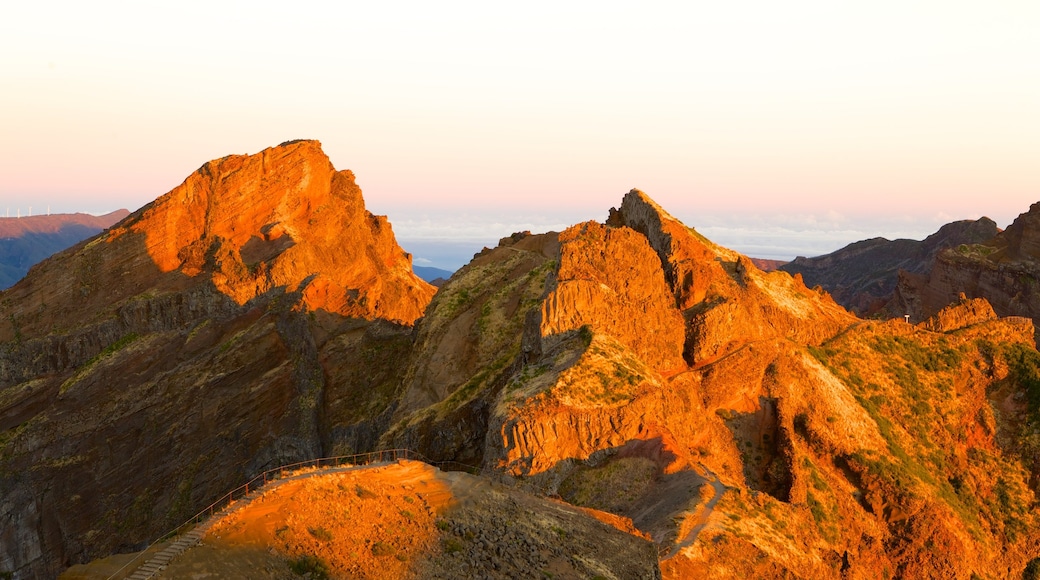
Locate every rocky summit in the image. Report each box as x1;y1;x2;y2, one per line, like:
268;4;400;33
2;144;1040;580
381;190;1040;578
0;140;433;578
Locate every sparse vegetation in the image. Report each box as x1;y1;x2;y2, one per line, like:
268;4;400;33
288;554;329;579
307;526;333;541
442;537;464;554
354;484;377;499
550;334;649;406
371;541;395;557
59;332;142;395
1023;557;1040;580
559;457;657;512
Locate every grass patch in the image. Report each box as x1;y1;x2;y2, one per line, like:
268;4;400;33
442;537;464;554
559;457;657;512
371;541;396;557
59;332;141;395
288;554;329;579
355;484;377;500
441;350;516;411
307;526;333;541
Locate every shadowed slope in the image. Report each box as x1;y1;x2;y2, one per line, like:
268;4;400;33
0;141;435;579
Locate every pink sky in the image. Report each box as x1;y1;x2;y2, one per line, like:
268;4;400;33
2;2;1038;267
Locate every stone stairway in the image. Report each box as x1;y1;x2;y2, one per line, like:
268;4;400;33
123;515;220;580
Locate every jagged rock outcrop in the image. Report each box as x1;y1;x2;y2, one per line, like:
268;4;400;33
380;189;1040;579
0;210;130;290
894;202;1040;334
381;231;560;466
542;220;687;371
0;141;434;579
7;162;1040;580
920;295;999;333
780;217;999;316
1;139;431;345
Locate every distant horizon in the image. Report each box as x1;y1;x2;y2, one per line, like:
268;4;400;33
4;3;1038;270
2;192;1026;272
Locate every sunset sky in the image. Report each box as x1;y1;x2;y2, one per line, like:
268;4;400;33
2;2;1038;268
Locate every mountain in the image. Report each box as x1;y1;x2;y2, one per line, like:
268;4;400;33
413;265;454;285
0;211;129;289
895;202;1040;331
4;144;1040;579
377;191;1040;578
780;218;999;316
0;140;435;578
748;257;787;272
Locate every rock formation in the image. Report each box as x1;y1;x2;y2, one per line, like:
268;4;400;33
0;210;129;289
895;202;1040;334
0;140;434;578
380;190;1040;578
4;146;1040;580
780;217;999;316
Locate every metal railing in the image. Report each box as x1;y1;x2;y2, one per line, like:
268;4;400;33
105;448;481;579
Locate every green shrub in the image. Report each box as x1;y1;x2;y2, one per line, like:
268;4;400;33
288;554;329;579
371;541;396;557
443;538;464;554
307;526;333;541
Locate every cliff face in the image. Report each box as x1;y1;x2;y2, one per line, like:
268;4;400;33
379;190;1040;579
0;141;434;578
6;155;1040;580
895;202;1040;330
780;218;999;316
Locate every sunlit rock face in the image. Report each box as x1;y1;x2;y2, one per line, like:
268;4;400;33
5;154;1040;580
0;141;435;578
383;190;1040;579
0;139;432;345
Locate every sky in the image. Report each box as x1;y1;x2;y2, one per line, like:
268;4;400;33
2;1;1038;269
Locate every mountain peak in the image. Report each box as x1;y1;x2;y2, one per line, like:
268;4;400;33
0;141;434;341
119;139;434;321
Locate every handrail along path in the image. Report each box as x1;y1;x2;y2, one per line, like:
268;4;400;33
105;448;481;580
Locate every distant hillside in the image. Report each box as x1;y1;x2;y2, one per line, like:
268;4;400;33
414;265;454;285
780;218;999;316
895;201;1040;330
748;258;787;272
0;210;130;289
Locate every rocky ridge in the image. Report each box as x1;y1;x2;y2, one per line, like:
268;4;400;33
780;217;999;316
0;141;434;578
378;190;1040;578
896;202;1040;332
3;143;1040;579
